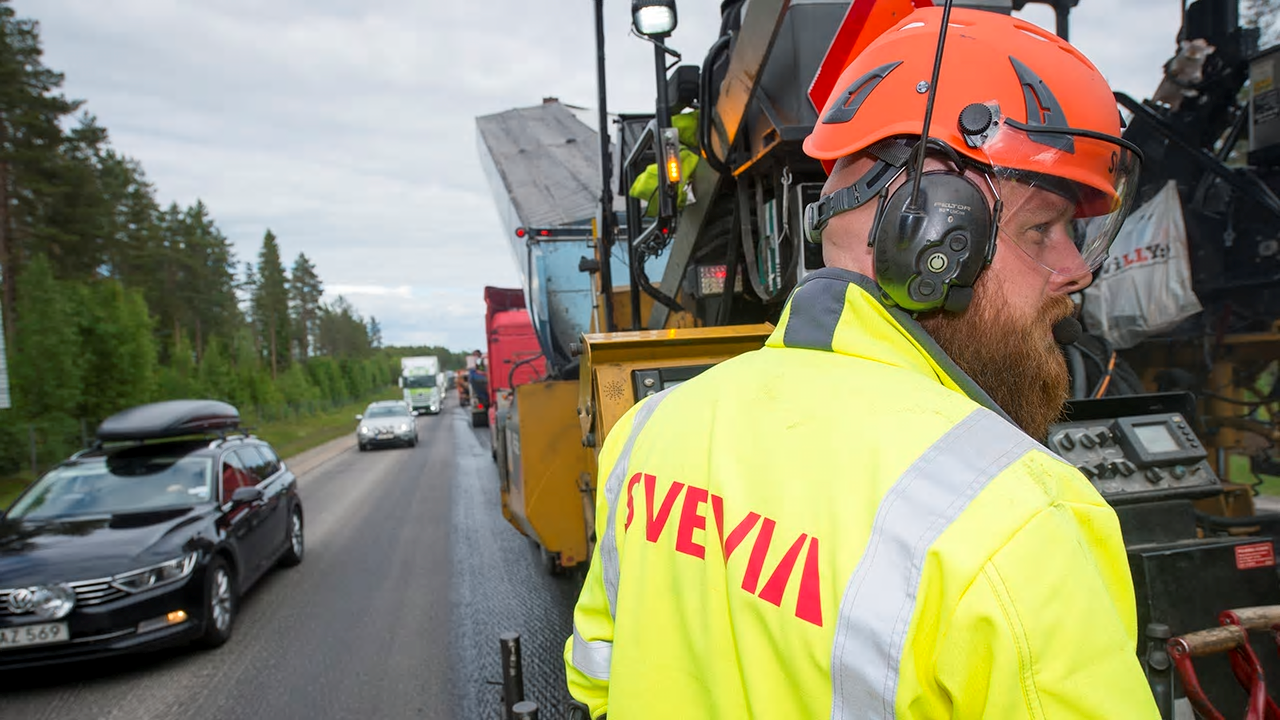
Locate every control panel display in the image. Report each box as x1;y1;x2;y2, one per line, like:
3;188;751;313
1132;422;1180;454
1047;410;1219;506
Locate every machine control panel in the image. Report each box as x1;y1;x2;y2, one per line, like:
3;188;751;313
1047;408;1219;506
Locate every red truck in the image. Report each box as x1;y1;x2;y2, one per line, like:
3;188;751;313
480;287;545;440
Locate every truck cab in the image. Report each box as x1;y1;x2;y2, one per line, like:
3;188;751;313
400;356;442;414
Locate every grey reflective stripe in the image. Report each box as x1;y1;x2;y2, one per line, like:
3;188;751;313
600;389;673;619
830;408;1039;720
572;625;613;681
782;272;848;351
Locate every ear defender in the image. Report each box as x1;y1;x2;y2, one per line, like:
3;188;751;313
870;164;996;314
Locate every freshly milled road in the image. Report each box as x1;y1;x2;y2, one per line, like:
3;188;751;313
0;393;581;720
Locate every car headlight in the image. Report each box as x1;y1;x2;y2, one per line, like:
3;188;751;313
359;425;371;435
398;423;410;432
112;552;199;594
31;585;76;620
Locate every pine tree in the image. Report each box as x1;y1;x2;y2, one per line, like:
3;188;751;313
367;316;383;349
251;229;290;378
0;1;83;339
288;252;323;360
317;296;371;359
181;200;238;358
99;150;162;286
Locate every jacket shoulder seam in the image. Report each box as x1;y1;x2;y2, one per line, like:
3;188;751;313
981;561;1047;720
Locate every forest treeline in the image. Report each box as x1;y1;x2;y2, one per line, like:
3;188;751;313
0;2;465;473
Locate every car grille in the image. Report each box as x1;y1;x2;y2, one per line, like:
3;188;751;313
0;577;126;616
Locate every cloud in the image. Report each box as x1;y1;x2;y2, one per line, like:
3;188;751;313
21;0;1189;352
326;285;414;299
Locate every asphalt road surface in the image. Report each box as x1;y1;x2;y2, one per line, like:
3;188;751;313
0;392;582;720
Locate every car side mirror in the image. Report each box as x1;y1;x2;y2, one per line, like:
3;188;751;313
231;486;264;505
355;414;363;421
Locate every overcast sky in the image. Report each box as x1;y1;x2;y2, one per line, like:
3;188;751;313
18;0;1183;351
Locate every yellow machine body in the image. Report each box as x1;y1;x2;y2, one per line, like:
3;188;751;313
500;379;594;568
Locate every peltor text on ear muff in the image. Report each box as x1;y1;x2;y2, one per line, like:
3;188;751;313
870;167;994;314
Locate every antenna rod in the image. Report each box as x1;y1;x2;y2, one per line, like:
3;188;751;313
907;0;956;213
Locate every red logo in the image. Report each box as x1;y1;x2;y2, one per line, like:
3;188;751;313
623;472;824;627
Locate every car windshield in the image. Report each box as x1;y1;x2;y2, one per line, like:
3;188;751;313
6;454;214;520
404;375;436;389
365;405;409;418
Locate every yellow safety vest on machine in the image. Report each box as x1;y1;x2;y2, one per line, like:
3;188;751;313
564;268;1159;719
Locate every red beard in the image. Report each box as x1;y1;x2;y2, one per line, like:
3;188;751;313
920;277;1075;441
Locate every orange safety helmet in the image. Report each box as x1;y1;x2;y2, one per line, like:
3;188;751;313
803;5;1141;275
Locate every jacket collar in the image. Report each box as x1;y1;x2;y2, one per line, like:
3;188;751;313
767;267;1014;424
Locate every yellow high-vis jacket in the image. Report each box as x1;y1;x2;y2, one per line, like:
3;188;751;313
564;268;1158;719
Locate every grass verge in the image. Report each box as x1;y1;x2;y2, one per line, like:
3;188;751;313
0;391;402;511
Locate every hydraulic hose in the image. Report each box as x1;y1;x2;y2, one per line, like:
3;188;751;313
634;245;684;320
508;354;545;390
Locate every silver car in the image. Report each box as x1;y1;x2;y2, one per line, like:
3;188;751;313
356;401;418;451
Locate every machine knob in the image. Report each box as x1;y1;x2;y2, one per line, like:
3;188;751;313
1077;464;1095;479
1058;433;1076;452
1171;465;1187;479
1116;460;1136;477
1095;430;1111;446
1080;434;1097;449
1145;468;1163;484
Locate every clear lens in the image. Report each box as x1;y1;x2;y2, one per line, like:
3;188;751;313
634;6;675;35
112;552;198;594
981;121;1141;277
32;585;75;620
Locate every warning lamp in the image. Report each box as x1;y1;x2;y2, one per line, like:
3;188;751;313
632;0;677;38
661;126;682;185
515;227;527;238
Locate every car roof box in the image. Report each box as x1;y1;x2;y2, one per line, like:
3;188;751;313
96;399;241;442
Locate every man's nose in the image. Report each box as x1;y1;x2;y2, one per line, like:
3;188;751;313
1051;263;1093;295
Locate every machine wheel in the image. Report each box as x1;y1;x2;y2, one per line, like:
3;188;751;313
200;556;236;648
408;436;418;448
279;507;305;568
358;442;367;452
471;411;487;428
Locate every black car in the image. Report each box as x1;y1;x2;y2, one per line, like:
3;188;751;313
0;400;304;668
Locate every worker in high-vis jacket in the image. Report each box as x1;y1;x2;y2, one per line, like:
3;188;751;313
565;7;1159;719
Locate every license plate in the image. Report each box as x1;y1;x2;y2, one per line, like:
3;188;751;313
0;622;69;650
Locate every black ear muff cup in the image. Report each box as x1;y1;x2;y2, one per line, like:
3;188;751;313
872;170;993;314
